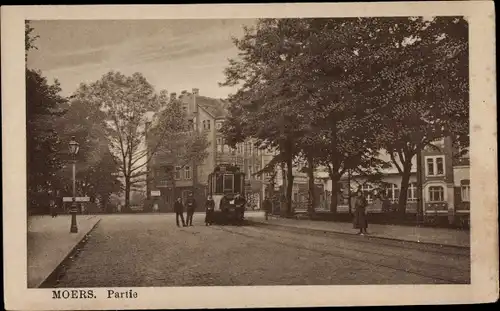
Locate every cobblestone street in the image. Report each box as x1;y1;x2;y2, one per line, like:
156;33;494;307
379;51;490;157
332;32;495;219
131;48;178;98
50;213;470;287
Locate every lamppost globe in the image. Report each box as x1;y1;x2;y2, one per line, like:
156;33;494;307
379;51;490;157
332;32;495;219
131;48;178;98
68;136;80;156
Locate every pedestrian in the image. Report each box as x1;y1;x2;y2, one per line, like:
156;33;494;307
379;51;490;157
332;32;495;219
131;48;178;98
185;192;197;226
205;195;215;226
353;190;368;235
50;199;57;218
234;192;246;223
174;197;186;227
263;196;272;220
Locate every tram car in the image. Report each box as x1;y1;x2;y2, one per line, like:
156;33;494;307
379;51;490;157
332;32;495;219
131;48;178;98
207;164;246;224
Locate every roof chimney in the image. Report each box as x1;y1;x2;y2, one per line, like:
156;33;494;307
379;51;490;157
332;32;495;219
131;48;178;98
170;92;177;100
192;88;199;95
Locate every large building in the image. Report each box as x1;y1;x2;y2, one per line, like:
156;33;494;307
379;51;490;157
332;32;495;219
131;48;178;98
149;89;273;211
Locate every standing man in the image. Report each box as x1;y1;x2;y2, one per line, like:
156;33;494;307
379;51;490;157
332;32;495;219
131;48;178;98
185;192;197;226
174;197;186;227
205;195;215;226
263;196;272;221
234;192;247;224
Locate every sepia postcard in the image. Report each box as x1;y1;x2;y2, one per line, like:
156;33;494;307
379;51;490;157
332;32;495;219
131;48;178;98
2;2;498;310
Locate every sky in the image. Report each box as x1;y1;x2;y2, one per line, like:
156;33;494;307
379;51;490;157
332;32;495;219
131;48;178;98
27;19;256;99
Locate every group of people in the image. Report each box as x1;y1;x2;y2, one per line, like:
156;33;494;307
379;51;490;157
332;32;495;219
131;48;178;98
173;192;217;227
174;192;250;227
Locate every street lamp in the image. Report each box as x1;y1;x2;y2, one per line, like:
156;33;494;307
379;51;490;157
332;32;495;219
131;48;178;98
68;136;80;233
144;111;155;204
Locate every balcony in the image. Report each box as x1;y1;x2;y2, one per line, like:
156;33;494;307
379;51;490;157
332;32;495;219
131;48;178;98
424;202;448;212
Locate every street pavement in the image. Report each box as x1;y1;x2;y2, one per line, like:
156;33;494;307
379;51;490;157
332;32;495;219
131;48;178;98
46;212;470;287
28;215;101;288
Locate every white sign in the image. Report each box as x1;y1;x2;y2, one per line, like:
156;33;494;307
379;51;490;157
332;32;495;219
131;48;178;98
63;197;90;202
151;190;161;197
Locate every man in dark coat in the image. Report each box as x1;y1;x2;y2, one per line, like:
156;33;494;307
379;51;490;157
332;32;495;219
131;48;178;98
185;192;197;226
353;190;368;235
263;196;272;220
234;192;246;223
205;195;215;226
174;197;186;227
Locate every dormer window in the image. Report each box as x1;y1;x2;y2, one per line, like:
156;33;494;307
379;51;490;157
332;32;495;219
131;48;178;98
216;122;222;130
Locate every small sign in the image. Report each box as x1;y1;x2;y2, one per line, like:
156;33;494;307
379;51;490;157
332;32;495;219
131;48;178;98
151;190;161;197
63;197;90;202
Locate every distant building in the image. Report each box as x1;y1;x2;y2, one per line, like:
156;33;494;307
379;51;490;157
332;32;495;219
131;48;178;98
420;136;470;225
149;89;273;211
324;136;469;225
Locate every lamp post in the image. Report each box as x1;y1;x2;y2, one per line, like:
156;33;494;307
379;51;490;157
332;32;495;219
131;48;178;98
68;136;80;233
144;111;155;207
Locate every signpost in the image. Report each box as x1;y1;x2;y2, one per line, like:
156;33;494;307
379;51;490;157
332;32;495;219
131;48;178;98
63;196;90;202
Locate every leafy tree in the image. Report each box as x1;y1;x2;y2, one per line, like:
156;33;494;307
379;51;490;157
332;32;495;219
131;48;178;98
54;98;121;209
360;16;469;214
25;21;39;62
222;18;386;215
221;19;318;216
26;70;67;210
72;71;163;211
73;72;210;211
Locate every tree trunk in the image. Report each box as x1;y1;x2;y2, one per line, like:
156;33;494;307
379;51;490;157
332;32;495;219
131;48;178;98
306;154;316;218
397;160;413;215
124;177;131;212
285;154;294;216
347;169;352;215
330;177;339;214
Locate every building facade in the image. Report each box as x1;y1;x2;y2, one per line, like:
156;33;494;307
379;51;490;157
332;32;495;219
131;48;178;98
149;89;272;211
420;137;470;225
317;137;470;225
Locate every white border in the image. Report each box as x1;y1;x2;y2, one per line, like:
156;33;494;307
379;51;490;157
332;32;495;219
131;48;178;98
2;2;498;309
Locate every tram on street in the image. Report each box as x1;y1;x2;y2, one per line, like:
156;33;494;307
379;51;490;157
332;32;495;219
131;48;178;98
207;164;246;225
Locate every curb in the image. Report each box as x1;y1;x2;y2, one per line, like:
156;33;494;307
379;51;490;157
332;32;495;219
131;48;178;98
247;219;470;250
37;217;101;288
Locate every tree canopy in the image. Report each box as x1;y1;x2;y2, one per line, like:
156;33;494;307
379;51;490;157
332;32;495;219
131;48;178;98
221;17;469;215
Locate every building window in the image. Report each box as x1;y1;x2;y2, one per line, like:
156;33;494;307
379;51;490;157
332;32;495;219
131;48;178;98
425;156;445;176
174;166;181;180
429;186;444;202
362;183;374;203
223;174;234;192
385;183;400;203
407;182;417;202
461;180;470;202
203;120;211;130
216;122;222;130
184;166;191;180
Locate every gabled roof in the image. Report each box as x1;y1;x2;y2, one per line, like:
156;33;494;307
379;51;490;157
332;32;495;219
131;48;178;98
196;96;228;119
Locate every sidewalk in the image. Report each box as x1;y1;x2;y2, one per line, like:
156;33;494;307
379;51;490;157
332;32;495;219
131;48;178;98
27;215;101;288
247;213;470;248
